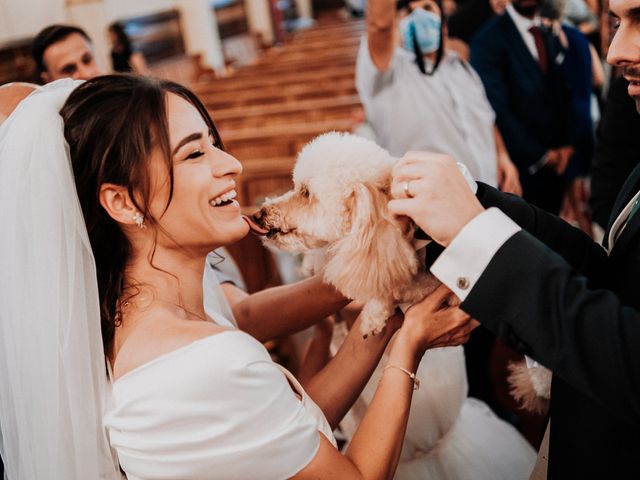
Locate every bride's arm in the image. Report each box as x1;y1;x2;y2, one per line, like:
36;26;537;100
303;285;475;430
293;288;477;480
303;311;400;430
230;274;349;342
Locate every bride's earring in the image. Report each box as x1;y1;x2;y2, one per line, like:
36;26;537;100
132;211;146;229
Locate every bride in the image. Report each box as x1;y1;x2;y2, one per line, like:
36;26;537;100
0;76;478;479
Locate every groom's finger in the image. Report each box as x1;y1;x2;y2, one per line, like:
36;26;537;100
388;197;419;218
390;178;421;200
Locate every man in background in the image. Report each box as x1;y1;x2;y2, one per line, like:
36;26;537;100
471;0;575;213
32;25;103;83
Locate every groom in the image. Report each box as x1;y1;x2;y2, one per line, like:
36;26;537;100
389;0;640;477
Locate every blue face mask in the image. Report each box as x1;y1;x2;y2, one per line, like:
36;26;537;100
400;8;442;55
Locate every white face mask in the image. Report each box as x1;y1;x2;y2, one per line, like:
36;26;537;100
399;8;442;54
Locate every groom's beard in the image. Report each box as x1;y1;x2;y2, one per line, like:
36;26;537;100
623;67;640;114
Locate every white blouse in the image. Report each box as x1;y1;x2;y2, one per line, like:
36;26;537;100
356;39;498;187
104;329;335;480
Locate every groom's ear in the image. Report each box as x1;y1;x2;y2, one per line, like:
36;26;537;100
99;183;139;227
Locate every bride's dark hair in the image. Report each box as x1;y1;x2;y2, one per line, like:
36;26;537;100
60;74;223;352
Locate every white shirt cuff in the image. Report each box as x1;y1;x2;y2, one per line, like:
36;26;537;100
430;208;521;301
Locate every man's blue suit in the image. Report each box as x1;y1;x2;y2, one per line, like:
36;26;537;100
470;13;571;213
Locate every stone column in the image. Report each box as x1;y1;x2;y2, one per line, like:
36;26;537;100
175;0;225;71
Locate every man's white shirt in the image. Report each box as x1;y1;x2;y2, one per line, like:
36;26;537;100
505;3;542;61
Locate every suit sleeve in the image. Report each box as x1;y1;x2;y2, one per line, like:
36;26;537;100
476;182;608;282
470;30;547;167
460;230;640;421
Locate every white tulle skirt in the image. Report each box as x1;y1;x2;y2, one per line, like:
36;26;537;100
334;333;536;480
395;398;536;480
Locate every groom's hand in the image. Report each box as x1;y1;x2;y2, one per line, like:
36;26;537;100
388;152;484;247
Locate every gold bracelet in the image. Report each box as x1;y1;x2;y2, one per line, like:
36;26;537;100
383;364;420;391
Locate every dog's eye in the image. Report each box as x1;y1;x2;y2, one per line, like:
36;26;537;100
300;185;310;198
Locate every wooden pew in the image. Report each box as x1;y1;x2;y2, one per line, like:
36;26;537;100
201;77;357;109
236;156;296;206
228;52;357;77
221;118;354;159
192;64;355;94
213;95;362;129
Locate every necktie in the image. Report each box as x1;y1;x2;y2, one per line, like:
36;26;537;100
528;26;549;73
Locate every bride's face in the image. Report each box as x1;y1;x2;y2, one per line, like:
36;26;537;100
146;93;248;251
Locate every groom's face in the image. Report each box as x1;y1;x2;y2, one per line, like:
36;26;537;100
608;0;640;112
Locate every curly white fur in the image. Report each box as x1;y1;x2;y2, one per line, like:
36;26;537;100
507;360;552;414
255;132;440;336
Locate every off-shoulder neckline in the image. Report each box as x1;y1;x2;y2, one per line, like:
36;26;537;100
111;329;246;386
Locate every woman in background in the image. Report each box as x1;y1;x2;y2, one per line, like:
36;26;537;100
108;22;149;74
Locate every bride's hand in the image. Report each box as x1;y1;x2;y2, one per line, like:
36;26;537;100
396;285;479;357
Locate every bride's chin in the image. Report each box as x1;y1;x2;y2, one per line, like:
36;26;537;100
211;220;250;247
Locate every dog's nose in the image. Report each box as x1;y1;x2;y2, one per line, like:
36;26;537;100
252;208;266;226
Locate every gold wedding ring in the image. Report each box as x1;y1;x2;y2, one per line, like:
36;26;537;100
403;181;414;198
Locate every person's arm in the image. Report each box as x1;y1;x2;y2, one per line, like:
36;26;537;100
303;310;400;430
367;0;397;71
455;226;640;422
129;51;149;75
232;274;350;342
494;126;522;195
475;182;607;281
297;317;335;386
0;82;37;126
293;286;476;479
470;31;548;167
304;286;477;430
388;152;640;421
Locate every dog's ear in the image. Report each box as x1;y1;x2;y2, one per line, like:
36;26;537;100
323;179;418;302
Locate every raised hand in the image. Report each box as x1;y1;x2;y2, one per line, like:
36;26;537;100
388;151;485;246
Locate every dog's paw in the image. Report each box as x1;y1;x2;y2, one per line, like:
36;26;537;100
359;300;392;337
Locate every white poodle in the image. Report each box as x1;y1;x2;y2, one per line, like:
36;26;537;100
252;132;440;336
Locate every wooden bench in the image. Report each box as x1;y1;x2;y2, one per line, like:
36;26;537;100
236;156;297;206
192;64;355;94
212;95;362;129
221;118;355;159
149;53;215;84
201;77;357;109
228;52;357;77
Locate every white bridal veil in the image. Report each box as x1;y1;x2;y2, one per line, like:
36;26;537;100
0;80;121;478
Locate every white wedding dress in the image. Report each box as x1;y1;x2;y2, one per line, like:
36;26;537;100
104;310;336;480
335;324;536;480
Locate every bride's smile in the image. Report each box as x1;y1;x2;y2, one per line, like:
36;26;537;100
147;92;248;253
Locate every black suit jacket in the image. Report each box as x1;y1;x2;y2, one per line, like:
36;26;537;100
463;171;640;478
470;13;570;171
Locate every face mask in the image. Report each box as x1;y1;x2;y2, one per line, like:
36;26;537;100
400;8;442;55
